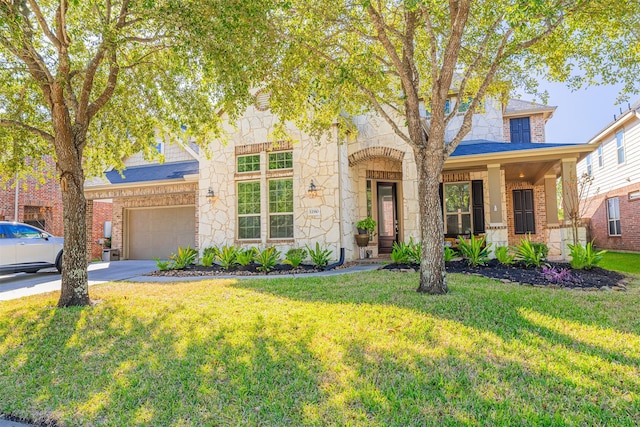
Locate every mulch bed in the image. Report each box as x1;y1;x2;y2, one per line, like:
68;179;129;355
146;262;356;277
382;259;629;291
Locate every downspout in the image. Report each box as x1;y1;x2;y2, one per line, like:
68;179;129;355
325;123;345;270
14;173;19;221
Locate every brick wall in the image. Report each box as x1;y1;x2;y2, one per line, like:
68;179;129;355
0;159;64;236
89;201;113;260
505;180;548;246
502;113;547;143
582;182;640;251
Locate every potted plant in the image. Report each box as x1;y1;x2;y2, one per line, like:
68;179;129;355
356;217;377;235
355;217;377;247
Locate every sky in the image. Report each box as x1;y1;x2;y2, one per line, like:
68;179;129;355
521;81;637;144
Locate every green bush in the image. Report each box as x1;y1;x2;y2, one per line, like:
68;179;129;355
283;248;307;268
568;241;607;270
154;257;172;271
513;238;546;267
217;245;239;270
495;245;515;265
457;234;491;267
255;247;280;272
170;246;198;269
202;246;220;259
406;237;422;264
307;242;332;269
443;246;457;262
200;252;215;267
531;242;549;260
236;247;257;266
391;241;412;264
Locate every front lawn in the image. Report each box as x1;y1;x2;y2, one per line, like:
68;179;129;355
599;251;640;275
1;272;639;426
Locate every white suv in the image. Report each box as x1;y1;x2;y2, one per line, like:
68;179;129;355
0;221;63;274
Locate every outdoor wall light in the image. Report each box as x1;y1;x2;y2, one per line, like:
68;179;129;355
307;180;318;198
206;188;216;199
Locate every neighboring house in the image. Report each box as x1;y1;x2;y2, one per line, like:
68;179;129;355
577;100;640;252
1;156;112;260
84;140;199;260
86;94;593;262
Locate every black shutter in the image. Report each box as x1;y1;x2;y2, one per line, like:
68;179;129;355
510;117;531;143
439;182;444;213
513;189;535;234
521;118;531;143
513;190;525;234
472;180;485;234
524;189;535;233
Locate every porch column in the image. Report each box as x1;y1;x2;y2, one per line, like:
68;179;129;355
544;174;559;225
487;164;502;224
561;158;578;224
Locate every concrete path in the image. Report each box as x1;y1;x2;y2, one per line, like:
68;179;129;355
0;260;157;301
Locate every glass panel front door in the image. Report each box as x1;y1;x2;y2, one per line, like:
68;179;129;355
377;183;397;254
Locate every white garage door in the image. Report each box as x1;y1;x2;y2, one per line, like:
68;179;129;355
127;206;195;259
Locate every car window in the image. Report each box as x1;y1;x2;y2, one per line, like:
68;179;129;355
8;224;43;239
0;225;8;239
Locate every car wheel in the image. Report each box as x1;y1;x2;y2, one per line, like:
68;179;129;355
55;251;63;273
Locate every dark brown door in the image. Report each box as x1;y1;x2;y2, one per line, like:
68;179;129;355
377;182;398;254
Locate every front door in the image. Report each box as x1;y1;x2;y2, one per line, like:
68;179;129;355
377;182;398;254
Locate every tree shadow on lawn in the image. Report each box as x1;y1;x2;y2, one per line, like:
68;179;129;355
1;276;639;426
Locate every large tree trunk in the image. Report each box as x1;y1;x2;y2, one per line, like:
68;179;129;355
414;145;448;294
52;101;90;307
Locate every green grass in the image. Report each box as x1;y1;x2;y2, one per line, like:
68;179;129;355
599;251;640;274
1;272;639;426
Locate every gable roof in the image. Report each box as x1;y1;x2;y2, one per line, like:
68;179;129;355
104;161;198;184
504;98;556;119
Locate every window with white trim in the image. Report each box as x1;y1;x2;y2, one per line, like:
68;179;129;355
616;130;625;164
586;154;592;177
597;145;603;168
607;197;621;236
268;179;293;238
237;181;261;239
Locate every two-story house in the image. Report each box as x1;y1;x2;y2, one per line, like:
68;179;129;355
577;100;640;251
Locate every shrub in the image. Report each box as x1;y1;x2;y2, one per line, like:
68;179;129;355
236;248;257;266
202;246;220;259
391;241;412;264
513;237;546;268
568;241;607;270
283;248;307;268
457;234;491;267
254;247;280;272
443;246;457;262
406;237;422;264
200;252;215;267
531;242;549;260
217;245;239;270
542;265;578;286
495;245;515;265
307;242;332;269
170;246;198;269
154;257;172;271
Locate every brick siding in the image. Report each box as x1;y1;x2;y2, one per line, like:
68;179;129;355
505;180;548;246
502;113;547;143
582;182;640;251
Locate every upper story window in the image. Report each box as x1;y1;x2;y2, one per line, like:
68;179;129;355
156;141;164;154
268;151;293;170
510;117;531;143
586;154;592;177
237;155;261;173
597;145;603;168
616;130;625;164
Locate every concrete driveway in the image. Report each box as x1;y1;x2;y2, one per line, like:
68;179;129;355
0;260;157;301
